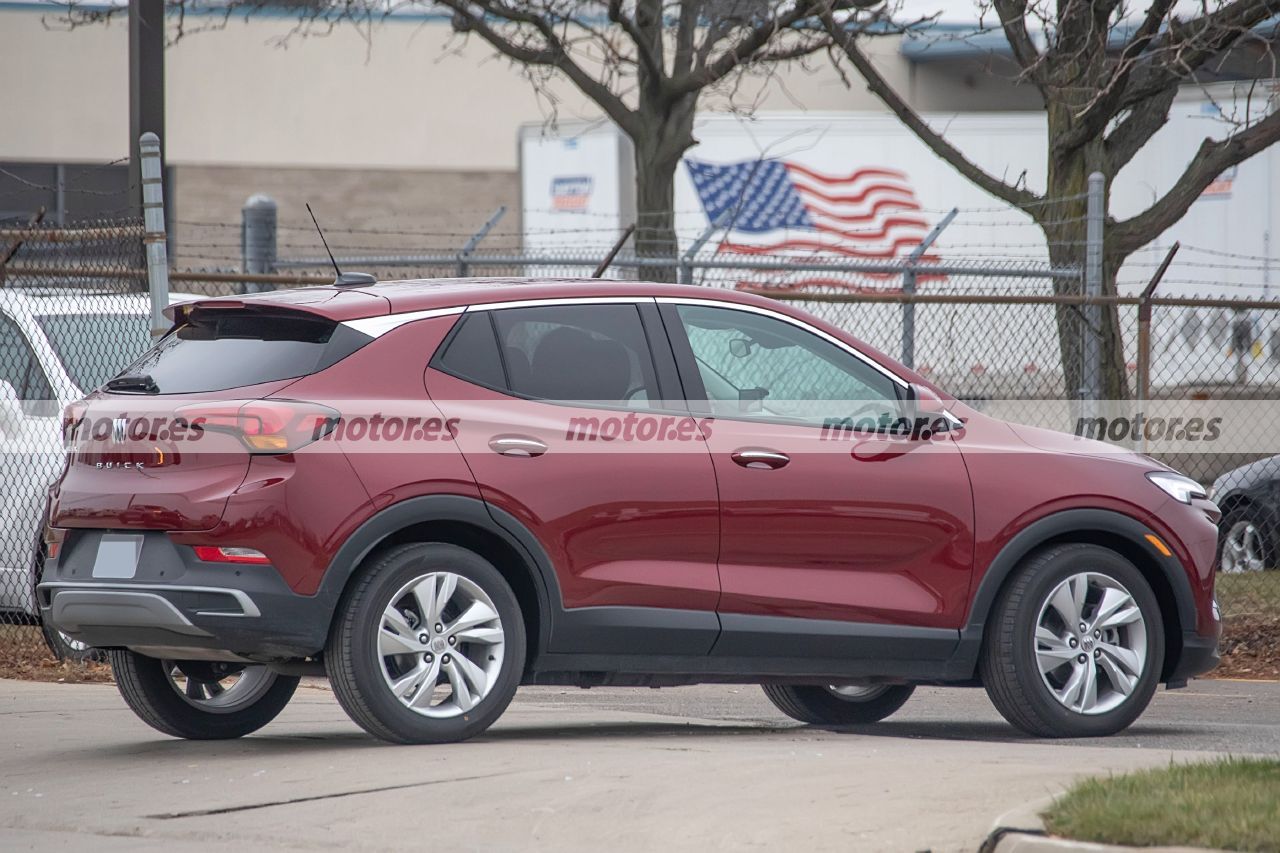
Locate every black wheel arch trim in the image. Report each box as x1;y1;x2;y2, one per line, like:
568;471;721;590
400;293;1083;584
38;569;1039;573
315;494;560;661
956;507;1199;678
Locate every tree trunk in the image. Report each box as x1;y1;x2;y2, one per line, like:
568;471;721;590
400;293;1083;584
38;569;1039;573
1042;102;1129;400
630;92;697;282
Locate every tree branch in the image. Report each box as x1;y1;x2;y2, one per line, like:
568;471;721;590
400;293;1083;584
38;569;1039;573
1113;110;1280;254
439;0;639;136
818;8;1042;211
990;0;1045;87
606;0;665;84
1103;86;1178;172
670;1;818;95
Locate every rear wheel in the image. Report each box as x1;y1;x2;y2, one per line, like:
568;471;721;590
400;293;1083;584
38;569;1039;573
981;543;1164;738
110;651;299;739
327;543;525;744
762;683;915;725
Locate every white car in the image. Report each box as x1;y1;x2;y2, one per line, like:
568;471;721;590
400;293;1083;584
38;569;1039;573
0;287;195;658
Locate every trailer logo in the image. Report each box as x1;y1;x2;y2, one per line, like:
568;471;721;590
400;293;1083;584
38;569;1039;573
551;176;593;212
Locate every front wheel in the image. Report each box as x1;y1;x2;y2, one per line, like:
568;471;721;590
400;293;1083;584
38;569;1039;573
326;543;525;744
110;651;299;739
980;543;1164;738
762;683;915;725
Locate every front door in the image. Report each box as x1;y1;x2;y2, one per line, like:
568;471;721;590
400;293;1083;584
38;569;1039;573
660;299;974;661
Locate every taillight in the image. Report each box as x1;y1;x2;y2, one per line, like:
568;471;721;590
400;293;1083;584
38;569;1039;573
193;546;271;565
61;400;88;449
175;400;340;454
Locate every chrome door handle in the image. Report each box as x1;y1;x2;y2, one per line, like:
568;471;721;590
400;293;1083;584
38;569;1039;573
488;436;548;458
730;449;790;470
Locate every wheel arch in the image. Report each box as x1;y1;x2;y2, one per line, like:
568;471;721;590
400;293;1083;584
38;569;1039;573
962;508;1195;682
316;495;559;672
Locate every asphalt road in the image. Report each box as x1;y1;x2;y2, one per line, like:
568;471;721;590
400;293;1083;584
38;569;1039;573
2;678;1277;852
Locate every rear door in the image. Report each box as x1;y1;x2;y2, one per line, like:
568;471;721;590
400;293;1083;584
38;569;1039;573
53;305;371;531
426;299;722;656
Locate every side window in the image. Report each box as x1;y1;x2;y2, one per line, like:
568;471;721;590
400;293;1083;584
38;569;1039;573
0;315;54;412
433;313;506;390
674;304;901;428
493;304;660;406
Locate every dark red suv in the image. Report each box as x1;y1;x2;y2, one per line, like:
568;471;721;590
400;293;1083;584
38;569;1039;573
40;278;1221;743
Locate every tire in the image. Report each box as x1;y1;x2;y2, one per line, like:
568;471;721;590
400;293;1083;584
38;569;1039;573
110;651;299;740
33;537;104;664
762;683;915;726
41;622;105;664
326;542;525;745
1218;503;1276;573
980;543;1164;738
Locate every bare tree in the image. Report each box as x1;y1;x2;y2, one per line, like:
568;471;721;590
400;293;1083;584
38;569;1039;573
820;0;1280;397
431;1;897;276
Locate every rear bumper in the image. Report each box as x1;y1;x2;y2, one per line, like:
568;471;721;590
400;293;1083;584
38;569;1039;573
38;530;332;660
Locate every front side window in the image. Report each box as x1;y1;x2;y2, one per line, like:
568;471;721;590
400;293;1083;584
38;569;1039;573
674;304;902;428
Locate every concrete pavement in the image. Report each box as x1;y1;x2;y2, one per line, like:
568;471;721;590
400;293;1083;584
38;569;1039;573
2;679;1277;852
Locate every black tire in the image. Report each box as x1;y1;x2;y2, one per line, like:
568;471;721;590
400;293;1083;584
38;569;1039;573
980;543;1164;738
326;543;526;745
1217;502;1277;573
33;537;104;664
762;683;915;725
41;622;106;664
110;651;299;740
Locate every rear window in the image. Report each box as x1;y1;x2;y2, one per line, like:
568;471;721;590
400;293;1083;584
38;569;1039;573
111;308;371;394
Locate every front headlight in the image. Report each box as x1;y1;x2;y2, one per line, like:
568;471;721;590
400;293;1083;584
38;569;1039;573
1147;471;1207;504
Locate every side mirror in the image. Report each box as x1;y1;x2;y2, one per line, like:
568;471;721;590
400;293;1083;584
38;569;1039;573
901;383;963;437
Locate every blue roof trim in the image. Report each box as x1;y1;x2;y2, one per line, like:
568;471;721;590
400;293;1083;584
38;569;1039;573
0;1;455;21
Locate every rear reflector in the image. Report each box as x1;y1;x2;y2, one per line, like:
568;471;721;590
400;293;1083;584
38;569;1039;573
193;546;271;565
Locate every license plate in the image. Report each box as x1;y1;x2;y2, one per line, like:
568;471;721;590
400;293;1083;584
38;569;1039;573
91;535;144;579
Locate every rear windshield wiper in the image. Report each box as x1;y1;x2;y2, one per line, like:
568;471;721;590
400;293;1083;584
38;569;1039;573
105;374;159;394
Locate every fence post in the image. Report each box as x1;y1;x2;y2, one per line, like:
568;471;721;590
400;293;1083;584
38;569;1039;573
680;211;731;285
140;132;170;337
457;206;506;277
1082;172;1105;401
241;194;278;295
901;208;957;369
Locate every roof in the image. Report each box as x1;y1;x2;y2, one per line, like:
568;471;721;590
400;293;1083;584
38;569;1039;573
167;278;784;322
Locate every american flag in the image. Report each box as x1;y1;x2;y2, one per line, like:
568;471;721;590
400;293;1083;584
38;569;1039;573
685;158;939;290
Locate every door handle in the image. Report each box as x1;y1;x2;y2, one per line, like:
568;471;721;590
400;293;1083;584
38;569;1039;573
731;448;790;470
488;436;548;458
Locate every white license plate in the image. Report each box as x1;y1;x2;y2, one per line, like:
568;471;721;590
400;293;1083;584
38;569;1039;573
91;535;144;579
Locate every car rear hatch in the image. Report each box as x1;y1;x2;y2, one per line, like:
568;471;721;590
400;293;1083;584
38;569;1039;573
52;300;376;531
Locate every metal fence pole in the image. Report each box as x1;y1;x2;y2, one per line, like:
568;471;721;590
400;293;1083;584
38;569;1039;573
1083;172;1105;401
901;208;957;369
457;206;506;277
139;132;170;337
241;194;278;294
680;212;731;285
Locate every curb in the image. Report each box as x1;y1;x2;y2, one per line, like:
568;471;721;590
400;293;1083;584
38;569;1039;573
980;796;1224;853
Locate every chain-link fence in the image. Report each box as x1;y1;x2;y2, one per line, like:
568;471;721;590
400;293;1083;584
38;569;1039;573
3;203;1279;676
0;218;150;674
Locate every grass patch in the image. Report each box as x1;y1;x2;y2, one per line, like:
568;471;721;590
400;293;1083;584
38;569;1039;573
1216;571;1280;619
1043;757;1280;852
0;625;112;683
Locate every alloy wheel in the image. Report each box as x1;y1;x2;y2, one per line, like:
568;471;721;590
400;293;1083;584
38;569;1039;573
1221;519;1266;573
827;684;891;701
1033;572;1148;716
377;570;506;719
163;661;278;714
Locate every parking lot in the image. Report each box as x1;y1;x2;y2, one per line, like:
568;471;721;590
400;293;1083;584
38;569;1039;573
3;678;1276;852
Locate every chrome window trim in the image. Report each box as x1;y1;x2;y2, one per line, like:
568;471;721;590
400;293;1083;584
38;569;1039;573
464;296;654;312
655;296;909;388
342;306;465;338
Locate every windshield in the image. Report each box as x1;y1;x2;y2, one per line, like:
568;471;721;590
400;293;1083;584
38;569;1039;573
35;312;154;393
